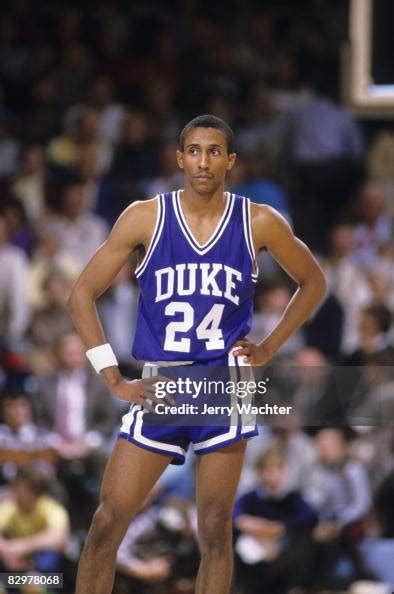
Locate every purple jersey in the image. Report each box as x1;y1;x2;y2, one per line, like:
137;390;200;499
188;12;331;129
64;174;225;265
132;190;257;362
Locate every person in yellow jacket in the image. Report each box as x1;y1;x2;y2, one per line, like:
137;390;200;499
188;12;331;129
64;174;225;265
0;467;69;573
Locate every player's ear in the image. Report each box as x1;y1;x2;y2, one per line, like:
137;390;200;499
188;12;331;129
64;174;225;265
176;150;184;169
227;152;237;171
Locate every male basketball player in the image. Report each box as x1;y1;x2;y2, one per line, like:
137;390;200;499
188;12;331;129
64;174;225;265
68;115;327;594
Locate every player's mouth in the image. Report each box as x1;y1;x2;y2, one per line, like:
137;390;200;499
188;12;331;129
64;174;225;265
193;174;214;180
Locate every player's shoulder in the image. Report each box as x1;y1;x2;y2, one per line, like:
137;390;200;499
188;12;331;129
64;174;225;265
121;195;159;220
109;196;160;247
116;196;160;231
248;201;293;250
249;201;289;229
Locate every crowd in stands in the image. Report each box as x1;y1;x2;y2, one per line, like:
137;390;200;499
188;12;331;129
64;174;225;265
0;0;393;592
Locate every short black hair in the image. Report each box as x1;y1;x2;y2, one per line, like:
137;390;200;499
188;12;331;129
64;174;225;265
179;114;234;153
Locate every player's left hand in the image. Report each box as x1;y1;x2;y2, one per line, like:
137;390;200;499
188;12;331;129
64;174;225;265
233;339;275;366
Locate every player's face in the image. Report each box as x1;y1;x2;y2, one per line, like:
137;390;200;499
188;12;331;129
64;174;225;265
177;127;236;194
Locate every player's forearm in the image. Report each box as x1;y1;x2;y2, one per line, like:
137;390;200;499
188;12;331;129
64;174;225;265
67;284;108;347
67;287;123;387
263;272;327;354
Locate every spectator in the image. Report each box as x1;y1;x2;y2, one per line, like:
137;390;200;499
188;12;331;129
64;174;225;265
0;467;69;573
0;110;19;178
12;144;48;222
374;471;394;538
144;79;180;140
44;179;108;269
291;348;333;425
50;43;96;112
28;269;75;376
352;184;393;269
2;196;34;258
367;126;394;189
116;488;198;594
0;213;30;349
351;425;394;493
307;429;372;584
144;141;184;198
241;419;319;495
29;224;80;311
289;85;364;250
36;332;118;528
231;151;292;223
24;76;61;144
237;86;289;164
322;224;371;354
0;380;57;484
86;75;126;145
344;304;393;366
349;352;394;425
47;104;111;174
335;305;393;421
29;270;74;348
303;291;344;359
36;332;117;447
233;447;318;594
109;110;158;192
249;282;304;356
367;269;394;310
74;143;108;213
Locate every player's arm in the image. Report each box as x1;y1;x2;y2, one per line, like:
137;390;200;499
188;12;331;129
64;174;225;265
67;200;168;406
234;204;327;365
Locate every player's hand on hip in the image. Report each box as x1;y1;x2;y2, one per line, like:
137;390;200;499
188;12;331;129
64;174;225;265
233;339;275;366
111;376;174;411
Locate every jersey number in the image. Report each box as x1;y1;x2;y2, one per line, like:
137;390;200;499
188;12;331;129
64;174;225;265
164;302;225;352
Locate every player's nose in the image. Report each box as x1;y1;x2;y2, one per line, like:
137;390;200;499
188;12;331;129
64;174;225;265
198;152;210;169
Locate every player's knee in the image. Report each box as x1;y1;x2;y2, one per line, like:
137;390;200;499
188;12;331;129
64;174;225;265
89;502;129;545
199;506;232;554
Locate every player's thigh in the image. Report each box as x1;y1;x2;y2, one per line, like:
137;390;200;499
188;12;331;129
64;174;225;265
100;438;171;518
195;440;246;534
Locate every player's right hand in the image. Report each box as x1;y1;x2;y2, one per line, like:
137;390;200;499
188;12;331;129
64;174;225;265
111;376;174;412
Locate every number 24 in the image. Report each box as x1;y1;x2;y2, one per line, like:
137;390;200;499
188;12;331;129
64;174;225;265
164;302;224;352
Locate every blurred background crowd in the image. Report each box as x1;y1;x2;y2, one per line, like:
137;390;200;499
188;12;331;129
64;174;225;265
0;0;393;592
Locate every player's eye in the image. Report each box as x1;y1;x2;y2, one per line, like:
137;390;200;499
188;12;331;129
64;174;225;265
211;148;220;156
188;147;199;155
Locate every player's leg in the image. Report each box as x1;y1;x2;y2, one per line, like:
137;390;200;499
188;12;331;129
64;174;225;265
195;439;247;594
75;438;171;594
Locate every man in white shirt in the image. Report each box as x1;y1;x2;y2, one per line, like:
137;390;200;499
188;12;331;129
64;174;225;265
0;213;30;348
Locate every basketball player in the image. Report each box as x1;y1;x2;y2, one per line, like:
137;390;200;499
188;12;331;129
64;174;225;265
68;115;327;594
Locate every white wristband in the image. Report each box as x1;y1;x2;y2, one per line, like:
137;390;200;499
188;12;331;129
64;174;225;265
86;343;118;374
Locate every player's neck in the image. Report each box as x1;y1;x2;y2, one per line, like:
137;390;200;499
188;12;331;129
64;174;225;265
180;185;227;216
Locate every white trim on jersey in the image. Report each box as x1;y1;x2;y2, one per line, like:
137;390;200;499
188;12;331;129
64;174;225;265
120;403;138;434
192;425;238;451
193;349;256;451
134;407;187;457
242;197;259;282
173;190;235;256
135;194;166;278
120;367;187;458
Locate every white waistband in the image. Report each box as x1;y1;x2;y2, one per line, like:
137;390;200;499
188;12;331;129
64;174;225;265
144;360;195;367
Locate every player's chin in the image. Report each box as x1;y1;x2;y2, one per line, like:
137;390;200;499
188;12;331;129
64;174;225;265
191;179;217;194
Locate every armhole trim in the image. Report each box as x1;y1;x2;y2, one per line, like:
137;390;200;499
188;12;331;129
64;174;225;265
135;194;165;278
242;197;259;281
